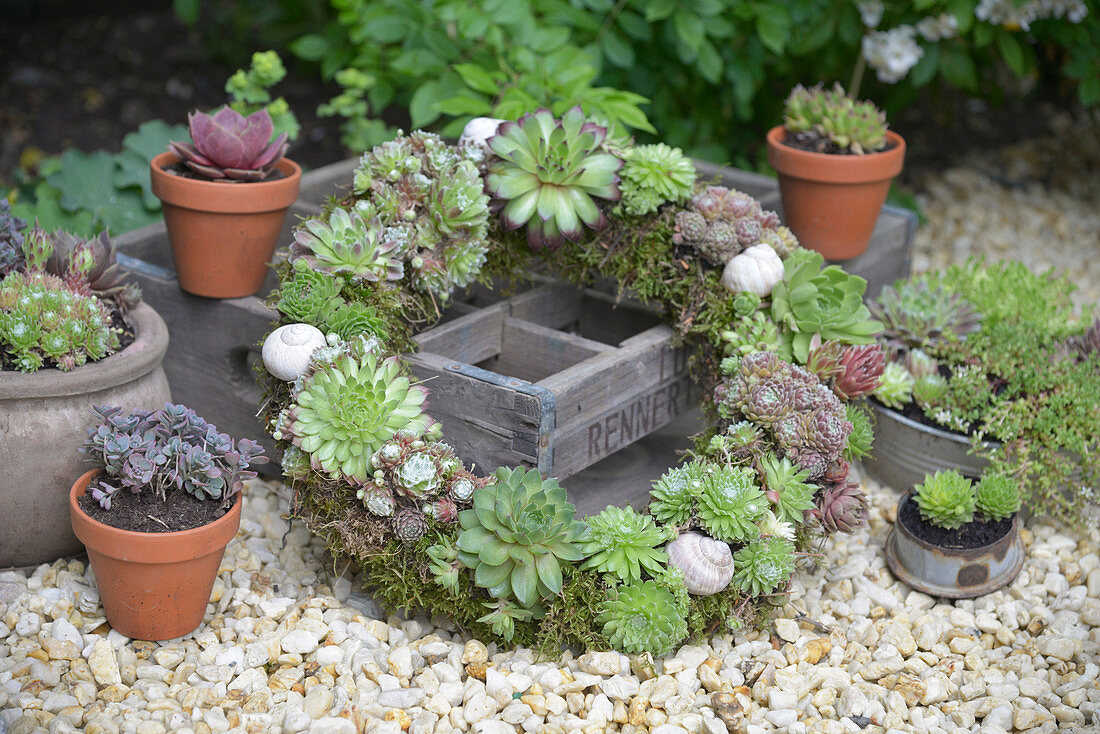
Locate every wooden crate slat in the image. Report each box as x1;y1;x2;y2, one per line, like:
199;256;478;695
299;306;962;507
488;318;611;383
413;303;506;365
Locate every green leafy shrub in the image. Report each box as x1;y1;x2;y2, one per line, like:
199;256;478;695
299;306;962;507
914;470;976;530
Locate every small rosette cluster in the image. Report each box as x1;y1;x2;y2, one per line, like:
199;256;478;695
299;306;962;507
783;83;888;155
355;434;487;544
672;186;793;270
914;470;1020;530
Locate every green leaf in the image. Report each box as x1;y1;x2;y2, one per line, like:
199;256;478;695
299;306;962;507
510;562;538;607
909;43;940;88
1080;76;1100;107
788;15;835;55
755;4;791;54
364;16;410;44
409;81;448;128
435;93;493;116
940;47;978;91
172;0;199;25
602;30;635;69
289;34;330;62
696;40;722;85
996;31;1026;76
454;63;501;95
13;184;98;238
673;10;705;53
646;0;679;22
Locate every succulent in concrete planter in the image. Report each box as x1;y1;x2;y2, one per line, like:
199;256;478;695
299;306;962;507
886;470;1024;598
151;108;301;298
69;403;267;640
0;224;171;568
766;84;905;260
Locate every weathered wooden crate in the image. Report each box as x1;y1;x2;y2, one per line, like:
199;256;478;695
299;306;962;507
114;157;914;479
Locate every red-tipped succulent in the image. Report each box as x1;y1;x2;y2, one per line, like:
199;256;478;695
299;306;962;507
832;344;886;399
815;480;868;533
169;108;288;181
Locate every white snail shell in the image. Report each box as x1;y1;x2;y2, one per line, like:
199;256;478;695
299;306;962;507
721;243;784;297
262;324;327;381
459;117;506;147
666;531;735;595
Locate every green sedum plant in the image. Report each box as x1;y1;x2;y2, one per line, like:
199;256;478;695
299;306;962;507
914;470;976;530
975;473;1020;522
597;579;688;657
579;505;672;584
485;107;622;250
783;84;887;155
455;467;586;611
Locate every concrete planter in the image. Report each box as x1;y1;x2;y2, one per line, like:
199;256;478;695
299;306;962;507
0;303;172;568
886;492;1024;599
863;399;991;492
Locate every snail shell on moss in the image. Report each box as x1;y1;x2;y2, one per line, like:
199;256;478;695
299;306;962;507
263;323;327;381
721;243;784;297
667;531;735;595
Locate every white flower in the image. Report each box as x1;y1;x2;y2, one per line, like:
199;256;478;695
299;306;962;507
858;0;884;28
975;0;1087;31
757;510;796;541
916;13;959;41
862;25;924;84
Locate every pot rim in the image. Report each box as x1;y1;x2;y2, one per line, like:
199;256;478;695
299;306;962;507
150;153;302;213
896;490;1018;554
70;468;242;559
765;126;905;184
0;302;169;400
867;398;1001;449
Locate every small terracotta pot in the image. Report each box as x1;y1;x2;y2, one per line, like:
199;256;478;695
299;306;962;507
150;152;301;299
69;469;242;640
766;126;906;260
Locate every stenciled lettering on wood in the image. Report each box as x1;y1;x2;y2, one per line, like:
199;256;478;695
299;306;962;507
587;346;694;460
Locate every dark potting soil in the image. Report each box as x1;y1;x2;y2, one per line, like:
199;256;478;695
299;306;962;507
781;130;899;156
161;161;287;183
897;492;1013;550
78;471;234;533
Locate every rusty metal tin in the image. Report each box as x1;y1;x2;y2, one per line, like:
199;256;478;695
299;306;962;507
885;493;1024;599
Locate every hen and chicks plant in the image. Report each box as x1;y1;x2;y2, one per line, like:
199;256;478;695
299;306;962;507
597;579;688;657
485;107;623;250
351;130;491;299
618;143;696;216
672;186;792;266
83;403;267;511
580;505;672;583
783;84;888;155
455;467;586;610
289;207;404;283
169;108;288;181
914;470;977;530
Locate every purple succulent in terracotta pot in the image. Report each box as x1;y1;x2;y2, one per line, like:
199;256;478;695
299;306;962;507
169;108;288;181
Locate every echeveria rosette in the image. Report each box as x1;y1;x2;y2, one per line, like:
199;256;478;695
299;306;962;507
274;258;344;326
759;454;816;526
618;143;696;216
579;505;673;584
730;537;795;596
290;207;404;283
597;579;688;657
914;470;976;530
868;279;980;352
649;462;710;524
169;108;288;181
278;343;438;484
485;107;623;250
770;249;882;363
975;472;1020;522
696;465;767;543
391;452;442;499
455;467;586;611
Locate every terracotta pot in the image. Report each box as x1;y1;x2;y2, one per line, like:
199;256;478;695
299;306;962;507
885;491;1024;599
0;303;171;569
766;126;906;260
69;469;242;640
150;153;301;299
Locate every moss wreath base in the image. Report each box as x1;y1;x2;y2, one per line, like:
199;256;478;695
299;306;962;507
259;111;885;657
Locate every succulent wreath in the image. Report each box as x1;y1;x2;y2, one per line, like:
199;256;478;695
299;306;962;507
259;108;885;654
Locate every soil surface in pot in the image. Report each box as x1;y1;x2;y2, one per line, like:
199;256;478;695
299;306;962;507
1;306;135;372
780;130;900;156
78;471;233;532
870;395;982;436
160;161;288;183
898;492;1013;550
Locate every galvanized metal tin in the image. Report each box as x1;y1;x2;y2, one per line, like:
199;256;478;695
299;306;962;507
886;493;1024;599
863;400;992;492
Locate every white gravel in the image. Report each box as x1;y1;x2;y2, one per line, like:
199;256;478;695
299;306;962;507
0;472;1097;733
